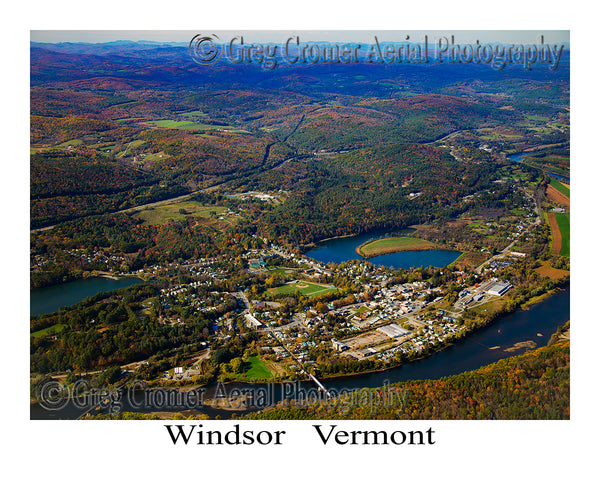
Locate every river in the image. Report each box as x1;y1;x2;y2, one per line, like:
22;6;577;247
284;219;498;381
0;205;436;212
30;276;144;316
305;230;462;269
31;286;569;419
507;152;570;182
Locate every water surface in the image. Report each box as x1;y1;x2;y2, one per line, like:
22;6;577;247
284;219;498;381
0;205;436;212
31;276;143;316
305;230;461;269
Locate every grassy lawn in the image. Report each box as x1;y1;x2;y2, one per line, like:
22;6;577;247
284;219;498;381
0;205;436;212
357;236;439;258
268;280;338;298
235;356;273;380
135;200;229;226
555;212;570;256
31;324;66;338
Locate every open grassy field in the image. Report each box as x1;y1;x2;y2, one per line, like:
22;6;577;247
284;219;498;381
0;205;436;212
268;280;338;298
56;138;84;147
468;297;507;316
149;119;249;133
357;236;440;258
134;200;229;226
181;110;208;119
235;356;273;380
450;251;489;269
31;324;66;338
265;267;296;275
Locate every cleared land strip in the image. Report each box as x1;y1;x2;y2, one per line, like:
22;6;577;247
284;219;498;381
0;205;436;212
547;212;563;255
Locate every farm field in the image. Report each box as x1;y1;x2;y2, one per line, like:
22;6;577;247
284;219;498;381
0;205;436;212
357;236;440;258
555;213;570;257
546;182;570;208
547;212;570;256
268;280;338;298
550;178;570;197
535;261;570;280
149;119;249;133
522;155;570;178
547;212;562;255
134;200;229;226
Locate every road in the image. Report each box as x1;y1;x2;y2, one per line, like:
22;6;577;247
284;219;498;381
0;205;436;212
31;109;313;234
30;182;225;233
235;290;331;397
475;184;542;274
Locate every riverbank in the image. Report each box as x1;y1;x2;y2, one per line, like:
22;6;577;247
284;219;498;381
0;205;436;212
356;236;453;259
520;288;559;309
32;285;570;419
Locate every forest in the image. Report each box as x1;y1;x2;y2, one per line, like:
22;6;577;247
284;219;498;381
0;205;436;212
244;339;570;420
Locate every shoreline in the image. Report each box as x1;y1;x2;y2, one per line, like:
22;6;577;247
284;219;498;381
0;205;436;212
32;272;145;291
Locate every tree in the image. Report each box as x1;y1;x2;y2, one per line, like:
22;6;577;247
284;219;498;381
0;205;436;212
230;357;243;374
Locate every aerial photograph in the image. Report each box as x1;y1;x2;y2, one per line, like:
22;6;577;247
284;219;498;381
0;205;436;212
30;30;571;421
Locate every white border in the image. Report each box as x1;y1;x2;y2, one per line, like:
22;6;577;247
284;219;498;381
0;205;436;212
7;0;598;477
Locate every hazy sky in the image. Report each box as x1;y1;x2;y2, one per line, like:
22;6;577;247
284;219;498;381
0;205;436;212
31;30;570;45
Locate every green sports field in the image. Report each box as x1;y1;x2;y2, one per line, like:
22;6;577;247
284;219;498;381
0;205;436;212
268;280;338;298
